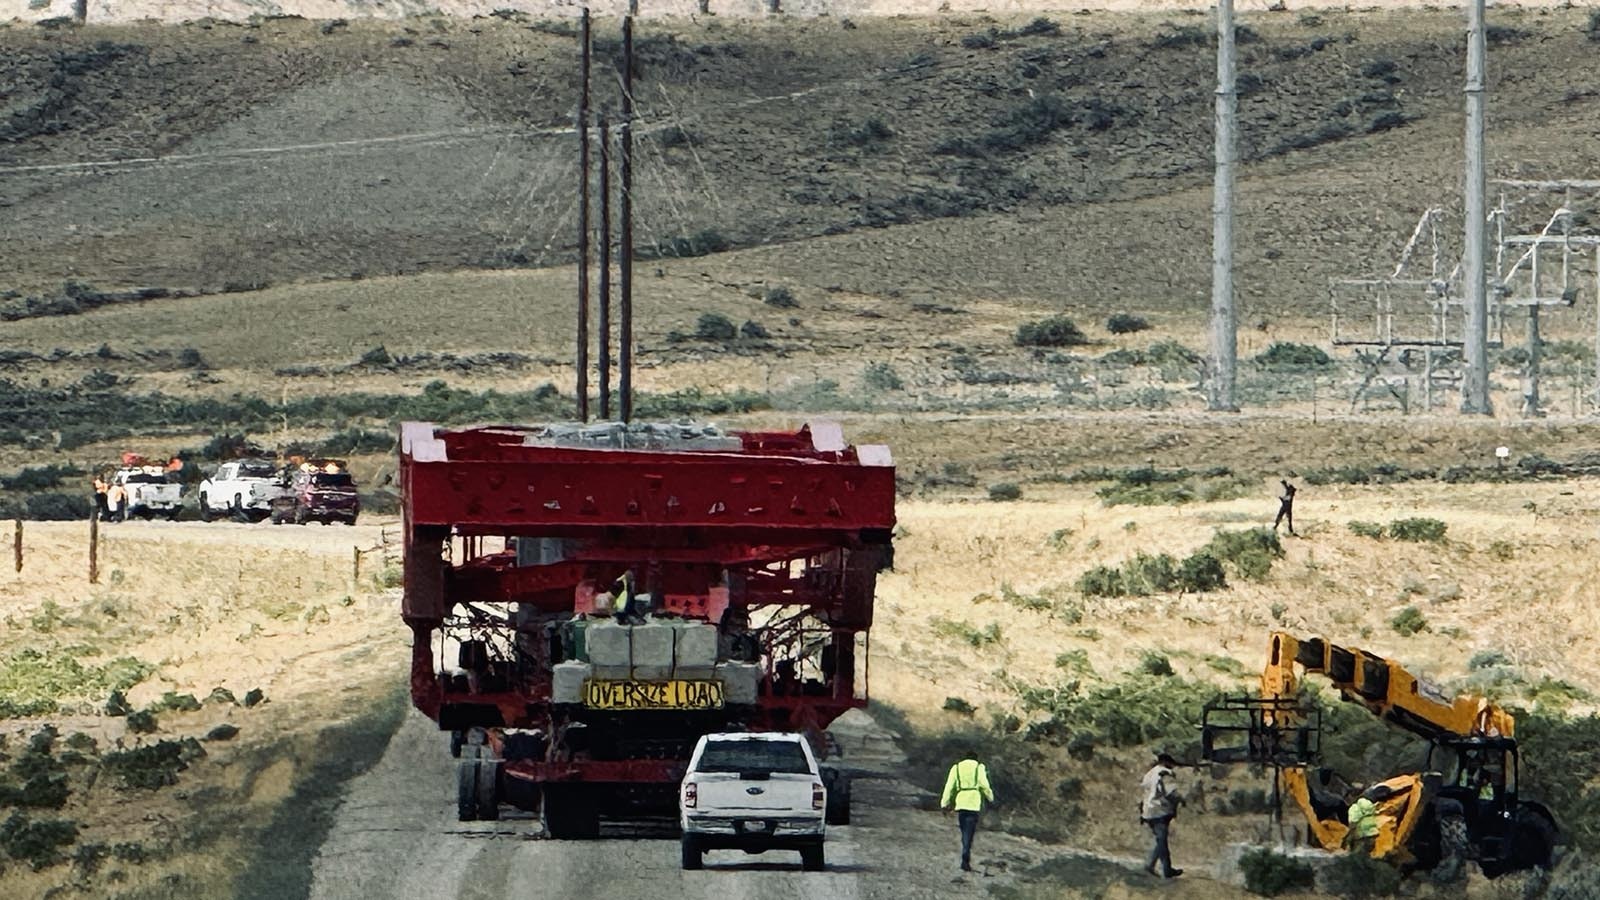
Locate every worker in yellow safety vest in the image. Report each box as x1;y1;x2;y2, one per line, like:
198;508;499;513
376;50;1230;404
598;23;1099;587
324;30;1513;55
1345;785;1382;857
940;753;995;872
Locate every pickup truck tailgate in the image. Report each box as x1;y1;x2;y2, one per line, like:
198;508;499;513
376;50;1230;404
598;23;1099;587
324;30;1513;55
695;773;815;812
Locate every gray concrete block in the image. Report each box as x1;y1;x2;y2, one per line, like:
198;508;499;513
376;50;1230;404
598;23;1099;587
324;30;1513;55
552;661;590;705
587;621;630;668
717;662;762;705
674;622;719;674
630;622;674;680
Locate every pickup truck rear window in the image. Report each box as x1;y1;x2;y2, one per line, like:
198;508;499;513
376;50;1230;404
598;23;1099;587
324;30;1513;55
697;740;810;775
311;473;354;487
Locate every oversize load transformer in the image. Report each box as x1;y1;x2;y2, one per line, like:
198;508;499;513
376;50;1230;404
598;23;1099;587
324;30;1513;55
399;420;895;836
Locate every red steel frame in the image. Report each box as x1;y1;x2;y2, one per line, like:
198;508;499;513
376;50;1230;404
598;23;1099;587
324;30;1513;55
400;422;895;787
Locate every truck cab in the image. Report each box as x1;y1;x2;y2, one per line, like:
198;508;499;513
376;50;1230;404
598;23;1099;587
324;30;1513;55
198;458;288;522
679;732;826;871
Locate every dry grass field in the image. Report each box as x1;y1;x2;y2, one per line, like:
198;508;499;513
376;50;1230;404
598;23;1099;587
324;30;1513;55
0;521;409;898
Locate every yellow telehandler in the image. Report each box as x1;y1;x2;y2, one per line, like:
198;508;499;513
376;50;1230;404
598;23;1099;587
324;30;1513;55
1202;632;1558;877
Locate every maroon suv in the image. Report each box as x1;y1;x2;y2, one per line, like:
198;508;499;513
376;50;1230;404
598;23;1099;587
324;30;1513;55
270;462;360;526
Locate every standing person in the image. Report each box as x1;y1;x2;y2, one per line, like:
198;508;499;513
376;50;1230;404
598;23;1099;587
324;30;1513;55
1274;479;1298;536
105;480;127;522
940;751;995;872
1139;752;1184;879
92;476;110;519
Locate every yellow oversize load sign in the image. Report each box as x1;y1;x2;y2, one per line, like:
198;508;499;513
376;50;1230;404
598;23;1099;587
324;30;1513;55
584;680;725;710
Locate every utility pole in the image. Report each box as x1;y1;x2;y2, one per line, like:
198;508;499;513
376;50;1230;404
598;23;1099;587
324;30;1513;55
576;9;592;422
1208;0;1238;412
598;110;612;421
1461;0;1492;414
620;17;635;423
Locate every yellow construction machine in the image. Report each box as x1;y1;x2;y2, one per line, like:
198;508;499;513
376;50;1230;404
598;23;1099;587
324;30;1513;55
1202;632;1559;877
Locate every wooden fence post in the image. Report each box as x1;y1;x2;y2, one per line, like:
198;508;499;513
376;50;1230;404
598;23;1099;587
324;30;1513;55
89;512;99;584
353;546;361;587
12;520;21;573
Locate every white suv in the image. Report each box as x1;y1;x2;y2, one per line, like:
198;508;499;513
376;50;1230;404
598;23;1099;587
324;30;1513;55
678;732;826;871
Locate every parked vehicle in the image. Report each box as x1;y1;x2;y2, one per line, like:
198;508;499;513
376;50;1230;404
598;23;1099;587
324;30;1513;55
270;459;359;525
198;458;289;522
679;732;827;871
108;460;183;520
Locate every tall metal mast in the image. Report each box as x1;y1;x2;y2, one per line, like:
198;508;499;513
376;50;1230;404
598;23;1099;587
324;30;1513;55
1208;0;1238;412
1461;0;1492;414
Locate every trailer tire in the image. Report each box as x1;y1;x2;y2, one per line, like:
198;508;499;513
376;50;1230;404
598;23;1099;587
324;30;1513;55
542;784;601;840
456;758;479;822
801;843;825;872
824;771;851;826
449;730;464;758
476;758;501;821
680;835;703;870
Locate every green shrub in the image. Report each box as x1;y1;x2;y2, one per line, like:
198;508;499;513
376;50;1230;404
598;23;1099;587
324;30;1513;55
652;228;730;258
1138;652;1175;678
1205;528;1284;565
1348;521;1385;539
1176;551;1227;593
931;617;1002;648
1123;552;1177;595
1;464;83;492
100;739;203;790
1388;517;1447;542
1390;605;1428;637
316;427;393;457
1307;466;1372;486
988;483;1022;502
243;688;265;707
1106;313;1150;334
149;692;201;713
763;286;798;308
1239;846;1316;896
960;31;995;49
862;362;903;392
0;811;78;870
832;117;895;147
1255;342;1332;369
125;710;158;733
1469;649;1511;670
695;313;737;342
358;345;392;367
1076;565;1125;597
1015;315;1088;347
943;697;976;716
1320;847;1401;896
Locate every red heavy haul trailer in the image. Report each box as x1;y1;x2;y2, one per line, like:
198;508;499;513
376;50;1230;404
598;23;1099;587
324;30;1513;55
398;419;896;836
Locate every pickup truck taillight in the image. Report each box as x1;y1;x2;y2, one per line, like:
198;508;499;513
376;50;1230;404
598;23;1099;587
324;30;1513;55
683;782;697;809
812;782;825;810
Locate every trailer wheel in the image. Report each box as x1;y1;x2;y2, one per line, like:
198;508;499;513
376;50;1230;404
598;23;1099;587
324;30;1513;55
476;758;501;821
456;757;479;822
542;784;601;840
449;730;464;758
680;835;703;870
800;843;825;872
823;770;851;825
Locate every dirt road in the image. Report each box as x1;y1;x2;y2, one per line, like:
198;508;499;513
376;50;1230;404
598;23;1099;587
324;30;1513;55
306;709;1046;900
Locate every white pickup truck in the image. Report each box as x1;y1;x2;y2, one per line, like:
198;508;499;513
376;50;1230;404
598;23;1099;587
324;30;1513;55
110;467;184;520
198;459;289;522
678;732;827;871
